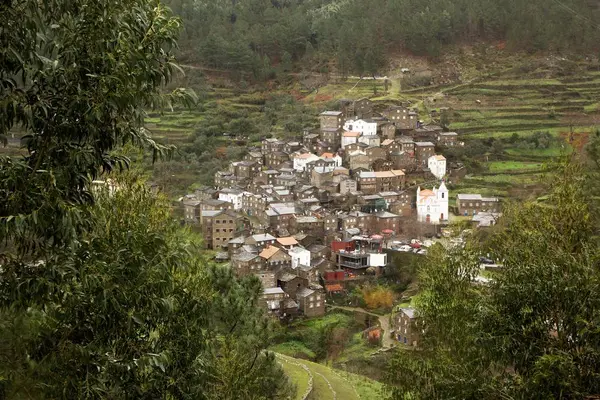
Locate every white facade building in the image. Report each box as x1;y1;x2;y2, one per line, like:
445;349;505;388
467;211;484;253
416;182;449;224
428;155;447;180
320;152;343;167
289;247;311;269
218;189;244;210
343;118;377;136
342;131;361;147
293;152;320;172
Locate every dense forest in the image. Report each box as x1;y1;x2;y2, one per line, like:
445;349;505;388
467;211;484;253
167;0;600;77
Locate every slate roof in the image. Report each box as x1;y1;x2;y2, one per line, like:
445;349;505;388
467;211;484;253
296;287;315;298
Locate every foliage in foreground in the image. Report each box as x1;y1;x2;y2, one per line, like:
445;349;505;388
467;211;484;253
386;160;600;399
0;181;293;398
0;1;291;398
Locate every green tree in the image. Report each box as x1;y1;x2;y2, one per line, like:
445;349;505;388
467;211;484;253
386;161;600;399
0;1;291;398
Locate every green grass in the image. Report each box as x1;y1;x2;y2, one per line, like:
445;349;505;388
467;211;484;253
487;161;543;172
277;354;384;400
278;357;311;400
505;145;571;158
270;341;317;360
466;173;542;185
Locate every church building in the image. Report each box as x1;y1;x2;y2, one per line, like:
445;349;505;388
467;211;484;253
416;182;449;224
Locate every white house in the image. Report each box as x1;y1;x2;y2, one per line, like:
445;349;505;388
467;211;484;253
289;246;311;269
320;152;343;167
343;118;377;136
218;188;244;210
428;155;446;180
416;182;449;224
342;131;361;147
292;152;320;172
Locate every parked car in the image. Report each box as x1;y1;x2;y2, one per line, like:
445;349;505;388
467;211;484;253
396;245;412;252
479;256;494;264
417;249;428;256
409;242;421;249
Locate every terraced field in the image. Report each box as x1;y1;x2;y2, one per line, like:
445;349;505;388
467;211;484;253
303;61;599;201
276;354;384;399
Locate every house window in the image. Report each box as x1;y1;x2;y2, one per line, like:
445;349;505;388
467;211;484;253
316;302;321;307
309;303;314;308
442;193;445;199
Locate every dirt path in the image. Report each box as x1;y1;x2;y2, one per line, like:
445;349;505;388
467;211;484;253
329;306;395;349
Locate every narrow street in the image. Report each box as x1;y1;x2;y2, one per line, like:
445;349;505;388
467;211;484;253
329;306;395;349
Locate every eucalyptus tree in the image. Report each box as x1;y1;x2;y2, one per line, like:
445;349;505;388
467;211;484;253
0;1;290;398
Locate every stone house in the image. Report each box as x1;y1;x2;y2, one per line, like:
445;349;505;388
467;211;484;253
284;141;303;154
413;125;443;142
277;273;309;301
232;251;264;277
259;246;292;271
183;199;201;224
344;142;368;157
381;123;396;140
261;138;286;155
296;185;319;200
358;134;380;148
374;211;402;234
372;158;395;172
438;131;458;147
319;111;344;131
303;132;320;153
311;166;334;188
244;151;264;165
349;152;371;171
201;199;232;213
241;193;270;218
315;140;336;156
262;287;288;313
214;171;236;189
232;160;261;180
396;136;415;154
296;287;325;317
456;194;500;216
414;142;435;168
395;307;420;346
366;146;387;164
257;271;276;289
339;177;358;195
265;151;290;169
357;171;377;194
381;139;402;156
246;233;277;250
339;211;370;232
357;170;405;194
390;151;415;170
293;216;324;237
258;170;280;186
353;97;374;119
382;106;418;130
265;204;296;233
200;209;244;250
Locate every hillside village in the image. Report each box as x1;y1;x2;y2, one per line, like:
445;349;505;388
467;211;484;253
181;98;502;321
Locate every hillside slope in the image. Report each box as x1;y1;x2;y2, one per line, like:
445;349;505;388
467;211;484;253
276;353;385;399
